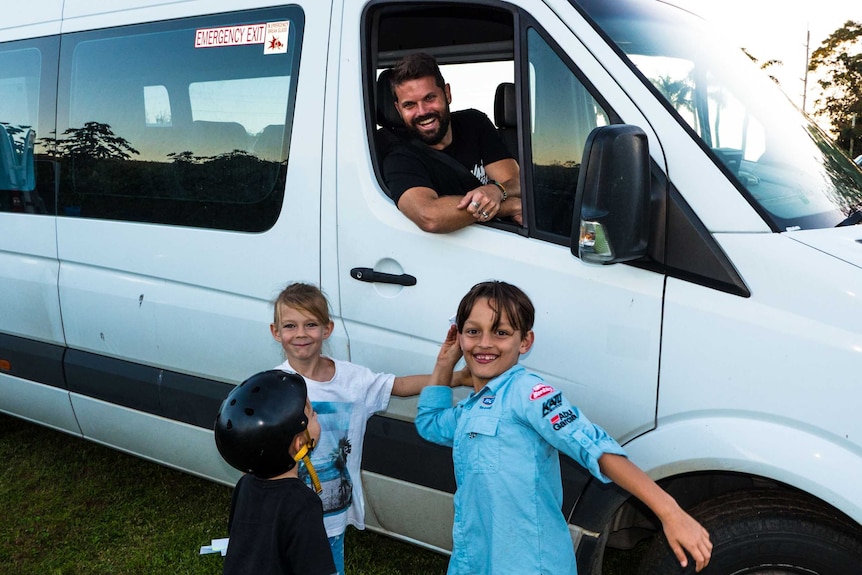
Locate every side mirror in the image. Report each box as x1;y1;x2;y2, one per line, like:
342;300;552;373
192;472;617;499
571;125;650;264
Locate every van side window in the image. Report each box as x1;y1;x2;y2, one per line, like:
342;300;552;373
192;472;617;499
56;7;304;231
526;28;611;242
0;38;57;215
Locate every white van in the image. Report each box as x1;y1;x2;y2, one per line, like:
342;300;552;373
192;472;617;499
2;0;861;572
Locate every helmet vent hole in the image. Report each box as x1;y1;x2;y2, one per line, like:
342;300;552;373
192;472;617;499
229;399;236;406
251;386;261;393
244;408;255;416
225;419;232;430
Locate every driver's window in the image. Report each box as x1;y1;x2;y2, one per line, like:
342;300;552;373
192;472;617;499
527;28;610;241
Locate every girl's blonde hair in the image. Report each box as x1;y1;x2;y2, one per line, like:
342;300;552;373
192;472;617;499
273;282;332;325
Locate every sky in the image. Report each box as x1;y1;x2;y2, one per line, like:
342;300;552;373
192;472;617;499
678;1;857;112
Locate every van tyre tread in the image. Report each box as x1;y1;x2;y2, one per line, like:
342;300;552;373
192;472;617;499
635;489;862;574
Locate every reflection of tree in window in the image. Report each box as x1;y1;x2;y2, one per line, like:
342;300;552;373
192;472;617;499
528;29;610;239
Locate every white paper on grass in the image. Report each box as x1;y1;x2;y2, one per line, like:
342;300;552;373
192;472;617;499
199;537;229;556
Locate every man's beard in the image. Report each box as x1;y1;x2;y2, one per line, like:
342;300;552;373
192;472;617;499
407;108;451;146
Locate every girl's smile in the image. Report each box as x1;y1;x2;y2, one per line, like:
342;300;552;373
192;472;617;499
270;304;333;363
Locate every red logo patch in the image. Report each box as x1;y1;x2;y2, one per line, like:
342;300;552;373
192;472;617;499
529;384;555;401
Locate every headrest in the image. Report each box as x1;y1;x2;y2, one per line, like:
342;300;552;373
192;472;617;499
376;69;405;132
494;82;516;129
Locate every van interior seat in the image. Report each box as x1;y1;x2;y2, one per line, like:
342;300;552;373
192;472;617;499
0;124;35;191
374;69;407;157
494;82;517;159
187;120;250;158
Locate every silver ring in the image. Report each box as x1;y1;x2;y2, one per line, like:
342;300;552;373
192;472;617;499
470;201;480;209
481;211;489;219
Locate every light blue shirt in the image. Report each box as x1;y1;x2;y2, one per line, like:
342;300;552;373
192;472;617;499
416;365;627;575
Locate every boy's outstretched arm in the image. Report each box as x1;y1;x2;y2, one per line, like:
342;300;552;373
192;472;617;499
598;453;713;572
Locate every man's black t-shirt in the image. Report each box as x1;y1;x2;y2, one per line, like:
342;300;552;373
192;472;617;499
223;474;336;575
381;109;513;205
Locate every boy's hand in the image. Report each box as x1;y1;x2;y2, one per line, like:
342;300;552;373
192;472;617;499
450;365;472;388
661;508;712;572
436;324;462;368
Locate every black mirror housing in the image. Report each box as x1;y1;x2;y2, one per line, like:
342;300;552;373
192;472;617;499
571;125;650;264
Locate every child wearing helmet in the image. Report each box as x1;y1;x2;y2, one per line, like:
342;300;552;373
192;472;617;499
215;370;337;575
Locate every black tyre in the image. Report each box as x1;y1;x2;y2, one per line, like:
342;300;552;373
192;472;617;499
636;490;862;574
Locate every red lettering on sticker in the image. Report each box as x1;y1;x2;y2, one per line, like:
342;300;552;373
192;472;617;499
529;384;555;401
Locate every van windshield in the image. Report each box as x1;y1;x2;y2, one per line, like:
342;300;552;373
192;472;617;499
575;0;862;231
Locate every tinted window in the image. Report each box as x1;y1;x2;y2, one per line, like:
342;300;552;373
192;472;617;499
0;37;58;214
527;28;611;241
57;7;303;230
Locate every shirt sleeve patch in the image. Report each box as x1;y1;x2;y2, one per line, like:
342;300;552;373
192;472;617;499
549;409;579;431
541;393;563;416
529;383;556;401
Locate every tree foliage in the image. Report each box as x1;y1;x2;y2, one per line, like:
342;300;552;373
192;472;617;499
57;121;140;161
742;48;782;85
809;20;862;154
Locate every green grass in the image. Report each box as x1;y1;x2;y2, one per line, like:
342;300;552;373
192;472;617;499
0;413;641;574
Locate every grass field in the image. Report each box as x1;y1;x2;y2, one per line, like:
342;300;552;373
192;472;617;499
0;413;642;574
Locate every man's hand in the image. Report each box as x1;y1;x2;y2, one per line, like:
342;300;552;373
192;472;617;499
458;184;504;222
458;184;522;224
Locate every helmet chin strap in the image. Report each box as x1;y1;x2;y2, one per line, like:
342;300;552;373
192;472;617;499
294;431;322;494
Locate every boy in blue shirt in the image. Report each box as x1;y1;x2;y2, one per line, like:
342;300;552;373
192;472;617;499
416;281;712;574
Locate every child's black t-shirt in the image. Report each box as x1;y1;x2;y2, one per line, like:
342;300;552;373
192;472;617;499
224;474;335;575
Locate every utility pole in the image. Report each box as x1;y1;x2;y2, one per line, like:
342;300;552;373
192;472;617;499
851;113;857;158
801;26;810;113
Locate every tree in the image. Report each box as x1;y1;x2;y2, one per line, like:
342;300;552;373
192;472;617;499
56;121;139;161
742;48;783;85
808;20;862;154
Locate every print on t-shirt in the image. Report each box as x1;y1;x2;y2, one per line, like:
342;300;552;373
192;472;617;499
470;160;489;184
299;400;353;517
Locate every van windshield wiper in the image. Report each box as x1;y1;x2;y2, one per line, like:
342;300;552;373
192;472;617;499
836;209;862;227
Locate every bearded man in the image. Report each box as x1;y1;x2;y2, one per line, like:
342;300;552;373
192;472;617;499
381;52;522;233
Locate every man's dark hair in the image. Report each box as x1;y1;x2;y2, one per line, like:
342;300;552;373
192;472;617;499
389;52;447;95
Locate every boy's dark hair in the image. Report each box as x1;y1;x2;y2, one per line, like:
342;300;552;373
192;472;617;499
455;281;535;335
389;52;447;95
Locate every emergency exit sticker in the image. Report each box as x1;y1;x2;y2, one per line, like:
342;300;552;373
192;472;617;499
194;21;289;54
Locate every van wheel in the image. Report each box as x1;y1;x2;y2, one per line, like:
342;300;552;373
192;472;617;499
635;490;862;574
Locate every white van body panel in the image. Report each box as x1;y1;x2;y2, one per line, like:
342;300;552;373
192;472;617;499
60;0;298;29
623;415;862;525
70;393;240;484
0;220;63;344
789;226;862;269
659;233;862;523
0;4;62;38
0;375;81;435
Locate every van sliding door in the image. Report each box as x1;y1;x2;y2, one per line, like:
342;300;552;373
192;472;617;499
52;2;330;483
0;31;78;435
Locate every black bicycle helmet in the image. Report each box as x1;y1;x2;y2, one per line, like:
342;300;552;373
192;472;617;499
214;370;308;478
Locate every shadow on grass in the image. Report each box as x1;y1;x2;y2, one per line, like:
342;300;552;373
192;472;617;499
0;414;644;574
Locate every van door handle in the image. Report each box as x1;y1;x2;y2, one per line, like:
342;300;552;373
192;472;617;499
350;267;417;286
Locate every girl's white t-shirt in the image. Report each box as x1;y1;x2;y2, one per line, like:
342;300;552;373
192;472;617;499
275;358;395;537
